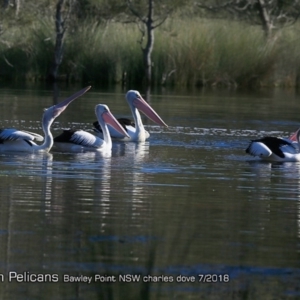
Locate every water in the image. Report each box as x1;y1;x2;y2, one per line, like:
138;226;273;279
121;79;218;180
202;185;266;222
0;86;300;299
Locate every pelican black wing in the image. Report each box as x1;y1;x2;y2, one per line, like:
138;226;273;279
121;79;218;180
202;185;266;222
246;137;294;158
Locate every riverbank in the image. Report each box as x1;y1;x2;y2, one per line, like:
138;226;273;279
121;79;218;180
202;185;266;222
0;17;299;88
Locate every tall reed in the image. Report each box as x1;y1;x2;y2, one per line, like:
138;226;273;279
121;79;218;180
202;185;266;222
0;16;300;87
153;19;278;87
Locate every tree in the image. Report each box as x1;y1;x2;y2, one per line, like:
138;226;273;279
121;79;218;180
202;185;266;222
195;0;300;39
126;0;185;86
48;0;75;82
82;0;188;87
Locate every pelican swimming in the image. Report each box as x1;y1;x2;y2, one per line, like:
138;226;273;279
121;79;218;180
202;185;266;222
245;129;300;162
53;104;129;153
0;86;91;153
93;90;168;142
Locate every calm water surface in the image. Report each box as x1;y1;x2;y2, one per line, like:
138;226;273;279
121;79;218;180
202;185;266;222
0;86;300;299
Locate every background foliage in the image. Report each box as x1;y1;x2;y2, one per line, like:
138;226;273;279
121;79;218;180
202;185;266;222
0;0;300;87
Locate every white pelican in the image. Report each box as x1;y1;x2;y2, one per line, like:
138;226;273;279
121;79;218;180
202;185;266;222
93;90;168;142
0;86;91;153
245;129;300;162
53;104;129;153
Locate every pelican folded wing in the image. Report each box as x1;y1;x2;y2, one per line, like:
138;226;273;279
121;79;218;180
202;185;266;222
246;141;273;158
0;128;43;143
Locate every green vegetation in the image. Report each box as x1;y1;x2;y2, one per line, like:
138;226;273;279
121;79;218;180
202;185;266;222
1;13;300;88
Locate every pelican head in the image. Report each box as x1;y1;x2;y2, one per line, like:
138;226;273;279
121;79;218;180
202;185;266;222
95;104;130;138
43;86;91;125
289;127;300;143
125;90;168;127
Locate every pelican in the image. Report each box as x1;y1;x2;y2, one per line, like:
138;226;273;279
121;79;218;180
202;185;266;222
245;129;300;162
288;128;300;143
0;86;91;153
93;90;168;142
53;104;130;153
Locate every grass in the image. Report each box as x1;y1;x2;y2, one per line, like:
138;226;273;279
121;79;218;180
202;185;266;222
0;16;300;88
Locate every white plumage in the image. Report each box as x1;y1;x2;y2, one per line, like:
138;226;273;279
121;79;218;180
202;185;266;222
0;129;43;142
67;130;102;148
